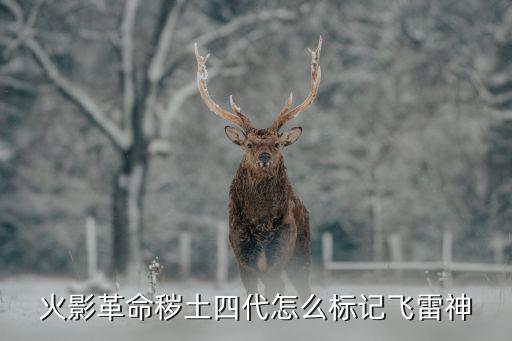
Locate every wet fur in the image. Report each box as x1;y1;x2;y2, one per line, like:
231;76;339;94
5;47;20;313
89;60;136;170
228;130;311;297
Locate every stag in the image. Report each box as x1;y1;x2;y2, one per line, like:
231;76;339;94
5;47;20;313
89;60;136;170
194;37;322;298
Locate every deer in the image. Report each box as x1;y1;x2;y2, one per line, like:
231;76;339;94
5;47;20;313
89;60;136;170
194;37;322;298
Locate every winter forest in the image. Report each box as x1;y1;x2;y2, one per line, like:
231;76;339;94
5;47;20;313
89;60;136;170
1;0;512;286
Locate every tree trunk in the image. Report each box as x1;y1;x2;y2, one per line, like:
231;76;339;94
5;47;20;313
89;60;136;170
112;146;148;281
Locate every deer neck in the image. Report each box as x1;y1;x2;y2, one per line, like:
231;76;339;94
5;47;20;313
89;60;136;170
240;160;288;186
235;161;290;220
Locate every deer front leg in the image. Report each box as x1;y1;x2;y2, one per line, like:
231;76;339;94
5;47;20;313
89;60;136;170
260;222;297;298
229;228;261;295
238;263;259;295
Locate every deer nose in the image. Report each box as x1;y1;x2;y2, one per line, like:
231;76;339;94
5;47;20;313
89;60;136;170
259;152;271;162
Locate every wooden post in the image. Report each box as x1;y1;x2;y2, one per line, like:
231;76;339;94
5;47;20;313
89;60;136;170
387;232;403;277
490;232;507;282
179;232;191;279
388;233;403;262
490;232;506;264
441;230;453;287
216;221;229;287
322;232;333;277
85;216;97;279
371;192;384;261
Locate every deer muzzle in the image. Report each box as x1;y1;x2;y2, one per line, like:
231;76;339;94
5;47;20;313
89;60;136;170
258;152;272;168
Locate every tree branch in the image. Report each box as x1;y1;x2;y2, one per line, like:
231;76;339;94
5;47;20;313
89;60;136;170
0;75;34;91
2;0;130;149
156;26;272;141
0;0;23;23
147;0;186;84
1;0;27;56
161;8;296;81
152;20;286;149
459;66;512;114
141;0;186;140
2;0;131;148
149;65;245;156
196;8;295;48
120;0;139;135
23;37;131;150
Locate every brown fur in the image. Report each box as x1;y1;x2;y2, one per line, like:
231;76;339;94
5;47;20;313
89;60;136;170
195;37;323;297
227;128;311;297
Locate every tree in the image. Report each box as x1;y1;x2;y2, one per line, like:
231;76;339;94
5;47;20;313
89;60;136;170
475;2;512;243
0;0;295;279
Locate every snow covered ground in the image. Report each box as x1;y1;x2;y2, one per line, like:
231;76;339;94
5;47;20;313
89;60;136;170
0;275;511;341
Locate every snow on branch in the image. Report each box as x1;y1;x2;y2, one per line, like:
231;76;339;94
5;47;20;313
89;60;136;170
195;8;295;48
120;0;139;129
153;64;245;148
162;8;296;80
147;0;186;84
2;0;131;149
0;0;23;23
24;38;131;150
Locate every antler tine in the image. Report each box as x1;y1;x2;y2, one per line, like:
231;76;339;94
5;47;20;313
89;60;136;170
229;95;241;114
275;92;293;118
194;43;253;131
272;36;323;131
229;94;253;131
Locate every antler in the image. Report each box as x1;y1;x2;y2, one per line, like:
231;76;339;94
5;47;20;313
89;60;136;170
272;36;323;131
194;43;253;132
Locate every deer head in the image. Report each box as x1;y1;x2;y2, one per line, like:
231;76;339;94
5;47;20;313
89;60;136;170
194;37;322;174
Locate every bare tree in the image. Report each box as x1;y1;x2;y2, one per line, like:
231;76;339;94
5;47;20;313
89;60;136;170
0;0;295;279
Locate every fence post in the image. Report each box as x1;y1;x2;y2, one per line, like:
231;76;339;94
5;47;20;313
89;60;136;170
388;232;403;277
442;230;453;287
85;216;97;279
322;232;333;278
179;232;191;279
216;221;229;287
490;232;506;264
490;232;507;282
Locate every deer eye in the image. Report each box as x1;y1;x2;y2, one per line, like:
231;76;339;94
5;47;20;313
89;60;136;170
275;143;280;148
247;143;253;149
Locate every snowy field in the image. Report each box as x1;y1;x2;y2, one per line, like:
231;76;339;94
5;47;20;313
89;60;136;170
0;275;511;341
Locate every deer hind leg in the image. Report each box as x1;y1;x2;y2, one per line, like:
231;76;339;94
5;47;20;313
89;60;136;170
286;228;311;299
286;257;311;300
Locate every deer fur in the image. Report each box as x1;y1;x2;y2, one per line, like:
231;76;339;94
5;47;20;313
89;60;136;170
227;128;311;297
194;37;322;297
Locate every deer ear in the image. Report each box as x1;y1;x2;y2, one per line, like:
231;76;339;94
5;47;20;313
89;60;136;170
224;126;245;145
280;127;302;146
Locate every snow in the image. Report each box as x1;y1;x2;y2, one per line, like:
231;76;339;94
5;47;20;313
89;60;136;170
1;276;511;341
